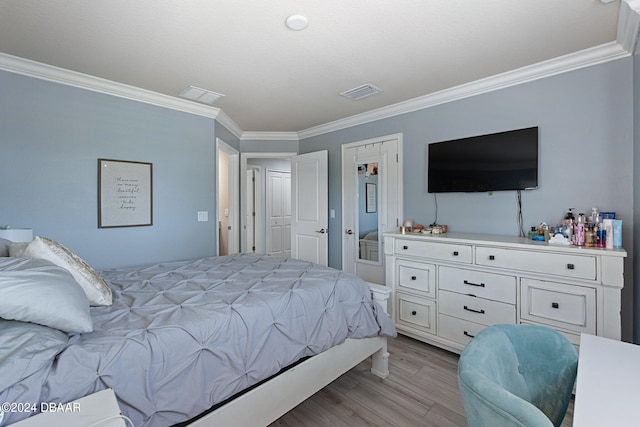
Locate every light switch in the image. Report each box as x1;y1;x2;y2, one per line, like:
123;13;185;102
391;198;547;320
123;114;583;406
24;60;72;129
330;209;335;218
197;211;209;222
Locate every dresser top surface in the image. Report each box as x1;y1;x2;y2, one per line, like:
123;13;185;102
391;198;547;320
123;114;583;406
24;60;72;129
384;231;627;257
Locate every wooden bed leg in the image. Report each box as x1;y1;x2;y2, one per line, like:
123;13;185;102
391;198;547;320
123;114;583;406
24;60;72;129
370;338;390;378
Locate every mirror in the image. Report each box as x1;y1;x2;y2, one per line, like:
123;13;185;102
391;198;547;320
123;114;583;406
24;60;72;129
357;162;379;262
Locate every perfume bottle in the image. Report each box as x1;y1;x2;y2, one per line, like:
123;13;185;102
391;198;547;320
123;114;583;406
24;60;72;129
574;213;586;246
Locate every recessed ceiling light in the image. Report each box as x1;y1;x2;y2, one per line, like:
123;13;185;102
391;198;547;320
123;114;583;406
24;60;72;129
285;15;309;31
179;86;225;105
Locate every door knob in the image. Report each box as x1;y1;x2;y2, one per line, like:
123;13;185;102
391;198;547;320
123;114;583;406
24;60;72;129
315;228;327;234
345;229;354;235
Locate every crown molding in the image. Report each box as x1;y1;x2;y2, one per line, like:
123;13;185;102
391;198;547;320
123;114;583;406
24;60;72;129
0;36;633;144
0;52;221;120
240;131;299;141
297;41;629;140
215;110;243;139
618;0;640;53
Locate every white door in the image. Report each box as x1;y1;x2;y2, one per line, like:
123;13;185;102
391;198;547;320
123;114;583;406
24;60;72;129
342;135;402;284
291;150;328;265
266;170;291;258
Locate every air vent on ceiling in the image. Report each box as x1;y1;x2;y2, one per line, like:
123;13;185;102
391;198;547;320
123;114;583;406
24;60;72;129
340;83;382;101
179;86;225;105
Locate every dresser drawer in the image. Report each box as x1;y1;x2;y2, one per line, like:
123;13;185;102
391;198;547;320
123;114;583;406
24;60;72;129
438;314;486;347
397;260;436;298
439;266;516;304
395;239;472;263
520;279;596;334
396;293;436;335
439;290;516;326
476;246;597;281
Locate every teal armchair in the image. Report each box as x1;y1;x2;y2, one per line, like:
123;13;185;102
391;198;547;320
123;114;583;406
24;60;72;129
457;324;578;427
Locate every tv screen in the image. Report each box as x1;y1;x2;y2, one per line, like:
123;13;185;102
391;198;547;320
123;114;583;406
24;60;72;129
427;127;538;193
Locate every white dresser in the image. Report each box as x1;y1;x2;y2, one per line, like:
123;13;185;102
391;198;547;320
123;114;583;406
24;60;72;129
383;232;626;353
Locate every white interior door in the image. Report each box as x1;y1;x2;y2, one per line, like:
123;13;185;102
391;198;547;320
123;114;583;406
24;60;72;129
266;170;291;257
342;135;402;284
291;150;328;265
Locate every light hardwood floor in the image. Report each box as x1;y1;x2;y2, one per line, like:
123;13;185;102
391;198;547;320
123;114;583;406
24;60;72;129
271;334;574;427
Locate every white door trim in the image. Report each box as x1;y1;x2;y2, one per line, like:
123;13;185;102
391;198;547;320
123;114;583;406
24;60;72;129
240;152;296;253
216;138;240;255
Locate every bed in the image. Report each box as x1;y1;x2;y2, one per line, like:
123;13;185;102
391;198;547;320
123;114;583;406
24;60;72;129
0;237;395;427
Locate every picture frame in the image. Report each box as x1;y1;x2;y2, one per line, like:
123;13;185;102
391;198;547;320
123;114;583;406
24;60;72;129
98;158;153;228
366;182;377;213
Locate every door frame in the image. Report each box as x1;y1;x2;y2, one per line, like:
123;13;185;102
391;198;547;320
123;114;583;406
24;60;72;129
240;152;296;253
245;166;261;253
216;138;240;255
341;133;403;277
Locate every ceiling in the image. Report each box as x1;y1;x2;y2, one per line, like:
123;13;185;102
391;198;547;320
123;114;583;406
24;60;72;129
0;1;630;134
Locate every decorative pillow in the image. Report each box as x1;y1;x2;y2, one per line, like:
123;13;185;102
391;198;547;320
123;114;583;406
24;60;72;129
10;236;112;306
0;257;93;333
0;319;69;393
0;238;11;257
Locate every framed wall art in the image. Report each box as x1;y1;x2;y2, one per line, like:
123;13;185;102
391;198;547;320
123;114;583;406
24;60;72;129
98;159;153;228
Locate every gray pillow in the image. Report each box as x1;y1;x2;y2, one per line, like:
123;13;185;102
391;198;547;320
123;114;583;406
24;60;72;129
0;257;93;333
0;319;69;393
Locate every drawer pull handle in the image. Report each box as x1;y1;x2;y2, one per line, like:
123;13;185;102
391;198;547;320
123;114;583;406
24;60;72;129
403;245;409;250
463;305;485;314
552;302;559;309
464;331;475;338
463;280;485;288
411;276;417;281
411;310;417;316
489;255;495;260
453;251;459;256
567;263;575;270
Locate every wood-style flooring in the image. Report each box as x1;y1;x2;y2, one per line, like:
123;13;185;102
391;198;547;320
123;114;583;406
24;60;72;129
271;334;574;427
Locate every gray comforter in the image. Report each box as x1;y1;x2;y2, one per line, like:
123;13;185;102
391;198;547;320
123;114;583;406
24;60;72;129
1;254;395;426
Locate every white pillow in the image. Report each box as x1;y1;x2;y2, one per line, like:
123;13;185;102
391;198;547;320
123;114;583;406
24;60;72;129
10;236;112;306
0;257;93;333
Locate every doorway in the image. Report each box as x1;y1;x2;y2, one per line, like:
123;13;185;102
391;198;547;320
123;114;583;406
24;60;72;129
240;153;295;254
342;134;403;284
216;138;239;256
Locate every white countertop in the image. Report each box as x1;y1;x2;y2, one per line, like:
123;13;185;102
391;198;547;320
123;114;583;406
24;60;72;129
384;232;627;257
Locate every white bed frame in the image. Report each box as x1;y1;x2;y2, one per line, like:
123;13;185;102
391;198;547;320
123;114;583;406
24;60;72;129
188;284;392;427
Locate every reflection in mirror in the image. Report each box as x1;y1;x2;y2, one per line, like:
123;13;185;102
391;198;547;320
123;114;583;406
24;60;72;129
357;162;379;262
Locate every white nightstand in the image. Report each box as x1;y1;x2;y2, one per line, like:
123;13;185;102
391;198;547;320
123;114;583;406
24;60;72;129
9;389;126;427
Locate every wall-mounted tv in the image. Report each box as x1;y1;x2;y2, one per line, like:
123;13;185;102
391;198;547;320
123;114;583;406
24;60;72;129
427;126;538;193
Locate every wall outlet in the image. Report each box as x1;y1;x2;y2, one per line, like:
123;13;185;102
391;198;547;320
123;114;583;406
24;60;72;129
197;211;209;222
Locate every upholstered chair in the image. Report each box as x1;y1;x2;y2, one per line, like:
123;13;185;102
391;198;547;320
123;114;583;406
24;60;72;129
457;324;578;427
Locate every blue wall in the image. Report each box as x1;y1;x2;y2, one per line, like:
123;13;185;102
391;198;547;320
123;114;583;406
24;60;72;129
0;71;219;269
300;57;635;340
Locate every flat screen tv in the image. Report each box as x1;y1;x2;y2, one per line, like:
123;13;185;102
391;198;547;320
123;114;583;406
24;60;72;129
427;126;538;193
